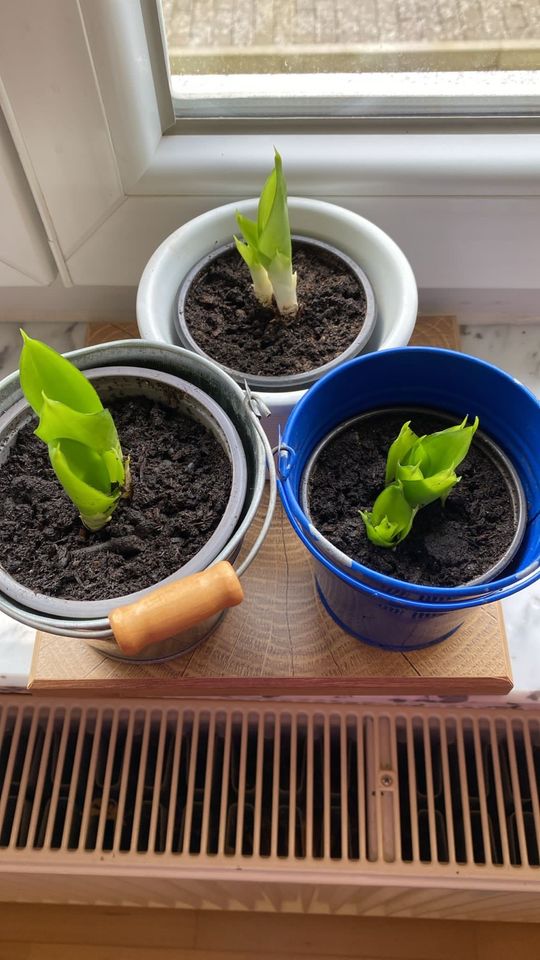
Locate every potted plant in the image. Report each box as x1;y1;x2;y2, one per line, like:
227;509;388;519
278;347;540;651
0;335;275;662
137;151;418;449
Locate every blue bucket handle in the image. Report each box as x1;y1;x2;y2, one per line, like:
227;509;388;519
275;429;296;480
277;441;321;546
277;442;296;481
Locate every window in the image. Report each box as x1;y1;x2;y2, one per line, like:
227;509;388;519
160;0;540;117
162;0;540;74
0;0;538;323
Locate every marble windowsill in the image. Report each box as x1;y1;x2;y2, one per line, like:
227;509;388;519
0;321;539;701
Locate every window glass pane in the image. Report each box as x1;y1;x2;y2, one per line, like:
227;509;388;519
161;0;540;75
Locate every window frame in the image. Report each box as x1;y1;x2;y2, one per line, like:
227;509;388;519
170;70;540;120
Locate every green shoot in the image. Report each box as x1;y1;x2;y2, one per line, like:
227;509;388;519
19;332;130;531
395;462;459;508
234;225;274;306
392;415;479;507
384;420;418;486
362;415;479;548
360;482;417;548
234;149;298;316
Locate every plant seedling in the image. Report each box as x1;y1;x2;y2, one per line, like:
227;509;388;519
19;332;130;531
362;415;479;548
360;481;417;548
234;149;298;317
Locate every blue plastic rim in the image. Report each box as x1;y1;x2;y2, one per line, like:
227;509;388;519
278;347;540;650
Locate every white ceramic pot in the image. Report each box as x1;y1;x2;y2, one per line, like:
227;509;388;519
136;198;418;449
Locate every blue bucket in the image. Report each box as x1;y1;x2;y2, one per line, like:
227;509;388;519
278;347;540;650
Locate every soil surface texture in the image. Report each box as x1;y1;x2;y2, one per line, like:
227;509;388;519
183;241;368;378
308;409;518;587
0;396;232;601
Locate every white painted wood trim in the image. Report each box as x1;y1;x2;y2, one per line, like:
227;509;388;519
131;130;540;197
0;110;55;287
78;0;171;193
0;0;123;260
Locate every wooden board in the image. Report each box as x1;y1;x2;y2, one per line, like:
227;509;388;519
29;317;513;697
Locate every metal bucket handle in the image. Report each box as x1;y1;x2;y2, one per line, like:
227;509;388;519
235;387;276;578
109;386;277;657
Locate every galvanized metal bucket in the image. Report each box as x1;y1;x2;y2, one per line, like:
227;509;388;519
0;340;275;662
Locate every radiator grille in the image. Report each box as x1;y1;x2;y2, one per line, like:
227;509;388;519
0;698;539;880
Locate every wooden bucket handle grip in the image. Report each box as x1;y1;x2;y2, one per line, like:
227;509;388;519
109;561;244;656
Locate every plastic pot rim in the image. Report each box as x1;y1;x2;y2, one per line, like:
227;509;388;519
0;365;248;619
299;406;527;593
280;487;540;613
174;234;378;393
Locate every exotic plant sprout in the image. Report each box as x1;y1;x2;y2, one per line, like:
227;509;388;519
234;149;298;317
19;332;131;531
361;416;479;548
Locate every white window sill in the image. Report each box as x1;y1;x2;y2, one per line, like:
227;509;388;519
131;127;540;198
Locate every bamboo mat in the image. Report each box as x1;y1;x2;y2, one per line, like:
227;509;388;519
29;317;512;697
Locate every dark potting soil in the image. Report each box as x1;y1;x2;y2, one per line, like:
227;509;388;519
183;241;368;377
0;397;232;602
308;410;518;588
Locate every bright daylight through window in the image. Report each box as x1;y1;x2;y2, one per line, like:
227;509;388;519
161;0;540;74
161;0;540;117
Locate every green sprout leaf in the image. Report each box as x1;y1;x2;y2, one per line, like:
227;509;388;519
36;397;120;451
266;250;298;318
235;212;260;250
404;415;479;477
257;150;292;265
19;333;129;531
20;330;101;416
385;420;419;485
360;482;417;548
397;414;479;507
235;149;298;316
396;462;459;507
362;414;479;547
49;440;122;533
233;234;273;305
